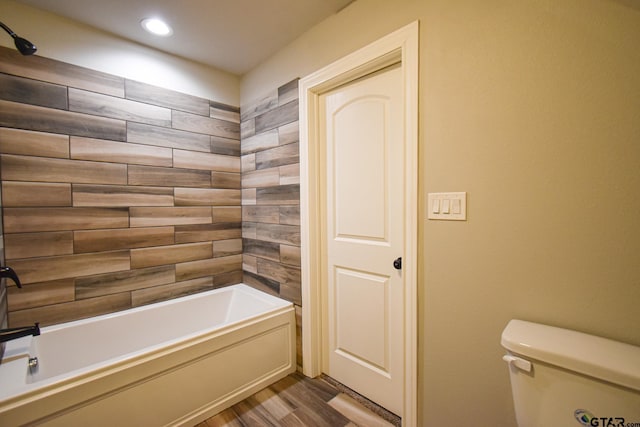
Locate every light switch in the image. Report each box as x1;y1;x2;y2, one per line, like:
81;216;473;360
427;192;467;221
431;199;440;214
441;199;450;214
451;199;461;214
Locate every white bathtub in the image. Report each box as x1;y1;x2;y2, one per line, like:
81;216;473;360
0;284;296;426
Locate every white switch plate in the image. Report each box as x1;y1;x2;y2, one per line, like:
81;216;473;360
428;192;466;220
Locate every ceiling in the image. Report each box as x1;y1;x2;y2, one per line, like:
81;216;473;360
17;0;355;75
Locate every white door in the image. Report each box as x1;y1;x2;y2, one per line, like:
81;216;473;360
320;64;405;416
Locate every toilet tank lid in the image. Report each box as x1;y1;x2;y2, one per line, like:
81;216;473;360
501;319;640;392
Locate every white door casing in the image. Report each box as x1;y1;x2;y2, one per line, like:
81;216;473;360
321;64;404;415
299;21;419;426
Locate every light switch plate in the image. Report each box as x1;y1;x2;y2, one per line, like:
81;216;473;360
428;192;466;220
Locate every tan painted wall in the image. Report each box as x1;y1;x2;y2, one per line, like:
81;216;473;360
241;0;640;425
0;0;239;105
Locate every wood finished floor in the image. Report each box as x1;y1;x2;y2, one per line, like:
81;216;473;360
195;373;398;427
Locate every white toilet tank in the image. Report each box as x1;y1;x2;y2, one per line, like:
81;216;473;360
501;319;640;427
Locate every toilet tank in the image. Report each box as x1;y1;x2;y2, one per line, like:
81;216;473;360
501;319;640;427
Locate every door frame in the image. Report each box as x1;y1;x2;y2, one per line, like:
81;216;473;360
298;21;419;425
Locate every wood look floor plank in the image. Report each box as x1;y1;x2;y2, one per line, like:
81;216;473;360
280;407;345;427
328;394;396;427
233;398;281;426
194;373;398;427
251;386;295;421
268;375;349;427
199;408;244;427
278;412;308;427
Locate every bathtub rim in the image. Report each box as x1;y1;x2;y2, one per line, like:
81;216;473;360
0;283;294;407
36;283;290;334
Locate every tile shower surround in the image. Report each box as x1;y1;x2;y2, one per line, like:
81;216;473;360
0;46;243;327
240;78;302;366
0;47;303;363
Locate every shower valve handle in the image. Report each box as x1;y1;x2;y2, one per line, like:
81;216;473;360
0;266;22;288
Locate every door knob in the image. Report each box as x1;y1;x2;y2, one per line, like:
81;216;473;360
393;257;402;270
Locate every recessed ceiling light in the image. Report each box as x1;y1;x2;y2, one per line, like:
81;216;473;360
141;18;173;36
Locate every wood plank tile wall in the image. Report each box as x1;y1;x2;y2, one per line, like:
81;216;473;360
240;78;302;366
0;149;6;347
0;46;242;327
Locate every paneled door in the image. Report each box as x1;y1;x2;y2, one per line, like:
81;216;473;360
320;64;405;416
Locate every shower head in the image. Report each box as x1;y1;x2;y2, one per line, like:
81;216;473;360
0;21;37;55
